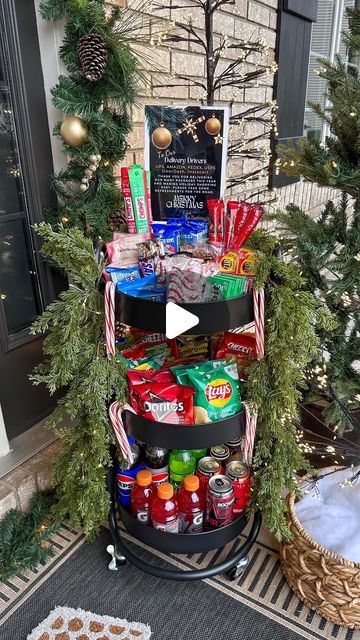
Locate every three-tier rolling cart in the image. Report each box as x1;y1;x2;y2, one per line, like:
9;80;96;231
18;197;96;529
107;288;262;581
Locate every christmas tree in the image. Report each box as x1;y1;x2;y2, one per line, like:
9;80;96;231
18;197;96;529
39;0;144;239
273;7;360;431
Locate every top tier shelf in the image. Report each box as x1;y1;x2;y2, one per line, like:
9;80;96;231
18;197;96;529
115;291;254;334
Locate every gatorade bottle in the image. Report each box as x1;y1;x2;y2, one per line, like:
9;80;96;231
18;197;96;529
131;470;153;524
177;475;205;534
169;450;196;489
191;449;208;463
116;437;143;506
151;482;179;532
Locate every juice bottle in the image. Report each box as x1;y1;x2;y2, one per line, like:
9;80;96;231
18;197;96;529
177;475;205;534
151;482;179;533
169;450;196;488
131;470;153;524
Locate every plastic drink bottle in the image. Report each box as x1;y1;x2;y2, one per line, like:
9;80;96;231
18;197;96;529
151;482;179;532
144;446;169;486
191;449;208;462
116;437;142;506
177;475;205;533
169;450;196;488
131;470;153;524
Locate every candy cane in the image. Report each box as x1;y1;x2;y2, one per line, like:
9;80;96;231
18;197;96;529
109;401;136;464
253;287;265;360
243;401;259;465
104;281;115;358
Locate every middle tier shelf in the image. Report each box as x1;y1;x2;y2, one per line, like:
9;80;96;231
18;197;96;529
123;409;245;448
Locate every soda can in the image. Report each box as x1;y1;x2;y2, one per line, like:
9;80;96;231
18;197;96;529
205;475;234;529
116;463;143;506
196;456;221;492
209;445;230;470
225;437;242;456
226;460;251;518
146;467;169;487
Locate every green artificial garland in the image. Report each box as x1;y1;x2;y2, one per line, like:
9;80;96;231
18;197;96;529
31;224;335;541
0;491;59;582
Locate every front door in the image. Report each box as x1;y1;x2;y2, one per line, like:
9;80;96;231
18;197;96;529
0;0;59;439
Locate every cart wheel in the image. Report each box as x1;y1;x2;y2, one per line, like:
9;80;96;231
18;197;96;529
106;544;127;571
227;555;249;581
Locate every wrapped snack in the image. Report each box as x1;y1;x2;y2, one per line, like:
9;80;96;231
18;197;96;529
133;351;167;371
177;337;209;358
105;265;141;285
128;286;167;302
224;201;238;251
219;248;258;276
127;368;176;412
233;202;251;244
171;359;226;386
143;170;153;226
120;343;146;360
187;361;241;423
179;243;218;261
121;167;136;234
232;204;263;250
107;233;150;267
208;199;224;244
215;332;256;377
204;274;246;302
135;381;195;424
128;166;150;234
116;273;156;292
151;223;180;254
167;268;206;303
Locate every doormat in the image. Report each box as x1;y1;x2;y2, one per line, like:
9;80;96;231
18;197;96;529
27;606;152;640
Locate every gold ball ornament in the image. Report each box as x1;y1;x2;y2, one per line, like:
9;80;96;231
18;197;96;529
205;114;221;136
151;122;172;150
60;116;88;147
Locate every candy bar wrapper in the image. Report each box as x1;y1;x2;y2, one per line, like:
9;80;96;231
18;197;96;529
121;167;136;234
107;233;151;267
224;201;238;251
105;265;141;285
207;199;224;244
128;166;150;234
232;204;263;250
219;249;258;276
233;202;251;244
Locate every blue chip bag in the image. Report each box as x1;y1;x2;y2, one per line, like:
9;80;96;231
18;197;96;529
116;273;157;293
151;224;180;254
127;286;167;302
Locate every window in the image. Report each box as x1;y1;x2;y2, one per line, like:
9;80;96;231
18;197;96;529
304;0;356;142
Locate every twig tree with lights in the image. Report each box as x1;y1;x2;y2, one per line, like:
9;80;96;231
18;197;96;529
152;0;278;200
273;6;360;433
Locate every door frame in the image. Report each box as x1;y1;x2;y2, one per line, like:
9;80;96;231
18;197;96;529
0;0;56;353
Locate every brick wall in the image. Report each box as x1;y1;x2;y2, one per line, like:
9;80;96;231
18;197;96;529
114;0;337;217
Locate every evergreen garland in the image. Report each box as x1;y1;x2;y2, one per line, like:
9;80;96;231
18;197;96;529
0;491;59;582
272;7;360;430
30;224;128;539
246;231;335;539
39;0;144;240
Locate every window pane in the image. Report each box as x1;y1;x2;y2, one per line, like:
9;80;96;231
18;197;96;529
0;34;42;336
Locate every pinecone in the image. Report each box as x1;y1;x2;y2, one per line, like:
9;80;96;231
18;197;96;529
108;209;127;232
77;33;108;82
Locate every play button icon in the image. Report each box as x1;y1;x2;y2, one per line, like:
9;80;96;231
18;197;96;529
166;302;199;339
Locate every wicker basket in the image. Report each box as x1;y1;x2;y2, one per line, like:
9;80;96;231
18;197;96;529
280;482;360;629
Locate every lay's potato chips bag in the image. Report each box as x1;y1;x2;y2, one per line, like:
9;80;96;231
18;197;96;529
187;362;242;423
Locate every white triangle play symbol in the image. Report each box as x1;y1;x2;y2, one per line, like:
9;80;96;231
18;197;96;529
166;302;199;339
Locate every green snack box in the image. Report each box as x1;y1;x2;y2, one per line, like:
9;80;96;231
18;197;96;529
128;166;150;234
187;362;242;423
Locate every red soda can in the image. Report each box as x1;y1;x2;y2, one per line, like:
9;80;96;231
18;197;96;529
209;445;230;471
196;457;221;493
205;475;234;530
226;460;251;518
226;437;242;456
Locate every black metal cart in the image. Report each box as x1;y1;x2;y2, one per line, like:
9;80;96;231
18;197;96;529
107;290;262;581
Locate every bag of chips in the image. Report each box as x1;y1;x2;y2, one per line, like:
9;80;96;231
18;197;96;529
214;332;256;378
187;362;241;423
136;382;195;424
127;368;176;412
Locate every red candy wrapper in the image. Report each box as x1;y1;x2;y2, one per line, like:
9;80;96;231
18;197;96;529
233;202;251;245
208;199;225;244
216;332;256;359
135;382;195;424
121;168;136;234
120;344;146;360
224;201;238;251
232;204;263;250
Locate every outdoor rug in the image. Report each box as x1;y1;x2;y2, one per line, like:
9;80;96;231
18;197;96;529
0;522;359;640
26;605;151;640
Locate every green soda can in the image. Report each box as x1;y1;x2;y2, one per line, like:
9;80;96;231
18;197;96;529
169;450;196;489
191;449;208;462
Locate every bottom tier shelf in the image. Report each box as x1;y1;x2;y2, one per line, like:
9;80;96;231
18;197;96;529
119;504;247;554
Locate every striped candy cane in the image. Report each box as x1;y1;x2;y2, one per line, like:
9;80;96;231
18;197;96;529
104;281;115;358
109;401;136;464
243;401;259;465
253;287;265;360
